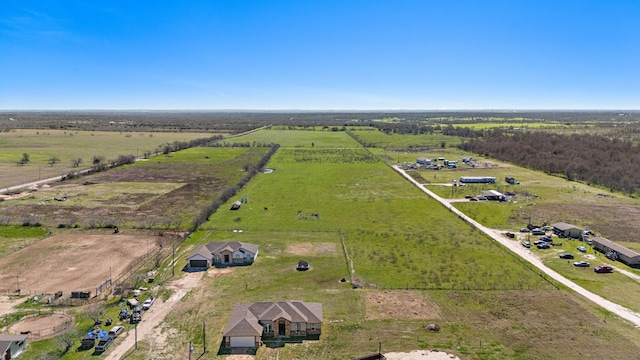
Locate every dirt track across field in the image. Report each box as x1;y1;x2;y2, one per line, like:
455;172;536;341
0;234;161;295
104;271;204;360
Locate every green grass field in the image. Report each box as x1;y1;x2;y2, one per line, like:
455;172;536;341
126;129;638;359
7;128;640;360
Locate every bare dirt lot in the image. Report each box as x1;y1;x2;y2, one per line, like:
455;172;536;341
0;234;161;295
364;290;442;320
287;242;338;256
7;313;73;340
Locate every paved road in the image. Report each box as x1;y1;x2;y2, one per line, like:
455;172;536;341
393;165;640;327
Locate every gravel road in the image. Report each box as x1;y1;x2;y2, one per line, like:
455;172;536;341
393;165;640;328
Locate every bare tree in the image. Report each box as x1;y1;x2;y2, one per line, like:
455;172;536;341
56;328;79;355
84;304;104;323
48;156;60;166
70;157;83;167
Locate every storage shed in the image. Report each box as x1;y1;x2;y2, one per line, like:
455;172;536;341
592;236;640;267
481;190;506;201
552;222;582;239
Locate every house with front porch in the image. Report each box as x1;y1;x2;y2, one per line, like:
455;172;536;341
223;301;323;348
186;241;258;269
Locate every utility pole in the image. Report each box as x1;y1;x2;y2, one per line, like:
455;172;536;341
203;321;206;353
135;323;138;349
172;244;175;277
16;276;19;292
189;340;193;360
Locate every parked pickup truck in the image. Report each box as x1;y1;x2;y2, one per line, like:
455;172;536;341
95;335;114;353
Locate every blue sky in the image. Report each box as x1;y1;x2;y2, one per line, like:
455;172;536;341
1;1;639;110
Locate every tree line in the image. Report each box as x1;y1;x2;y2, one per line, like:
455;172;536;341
458;131;640;195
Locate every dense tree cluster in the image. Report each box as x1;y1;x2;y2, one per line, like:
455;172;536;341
459;131;640;194
3;111;639;133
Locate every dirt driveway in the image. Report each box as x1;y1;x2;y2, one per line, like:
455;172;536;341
104;271;203;360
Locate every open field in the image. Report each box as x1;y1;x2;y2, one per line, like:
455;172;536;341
0;226;49;258
115;129;640;360
0;146;270;228
0;129;211;190
349;129;463;149
3;126;640;359
0;233;160;295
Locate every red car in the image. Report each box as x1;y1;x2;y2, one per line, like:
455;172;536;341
594;265;613;273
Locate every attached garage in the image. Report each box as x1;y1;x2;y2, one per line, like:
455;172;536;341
186;248;211;269
189;259;208;268
229;336;257;347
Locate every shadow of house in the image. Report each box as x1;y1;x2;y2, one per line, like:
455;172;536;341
186;242;258;270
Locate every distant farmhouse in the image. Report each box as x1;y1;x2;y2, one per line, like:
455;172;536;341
223;301;322;348
186;242;258;269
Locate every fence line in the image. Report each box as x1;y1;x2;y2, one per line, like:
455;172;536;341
4;309;72;340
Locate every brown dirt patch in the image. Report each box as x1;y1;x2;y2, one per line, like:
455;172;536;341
286;242;338;256
0;234;162;295
364;290;442;320
8;313;73;340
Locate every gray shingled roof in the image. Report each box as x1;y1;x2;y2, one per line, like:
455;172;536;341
223;304;263;337
223;301;323;337
187;241;259;260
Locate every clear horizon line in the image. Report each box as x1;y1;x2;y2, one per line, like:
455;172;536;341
1;108;639;113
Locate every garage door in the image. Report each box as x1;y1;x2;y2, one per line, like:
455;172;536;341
230;337;255;347
190;260;208;267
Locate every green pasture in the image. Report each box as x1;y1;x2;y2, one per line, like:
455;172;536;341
9;128;640;359
221;128;361;148
162;133;635;359
348;129;463;149
0;225;49;258
0;129;211;189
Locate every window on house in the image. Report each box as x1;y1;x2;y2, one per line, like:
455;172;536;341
264;324;272;333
